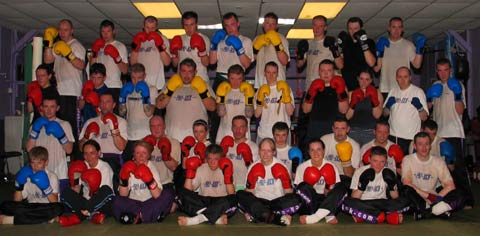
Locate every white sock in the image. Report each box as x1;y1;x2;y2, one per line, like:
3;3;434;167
432;201;452;216
305;208;330;224
186;214;208;226
215;216;226;225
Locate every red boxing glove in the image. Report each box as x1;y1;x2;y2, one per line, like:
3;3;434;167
365;85;380;107
91;38;105;57
190;33;207;57
303;166;321;186
220;136;234;155
158;137;172;161
185;156;202;179
388;144;404;168
272;163;292;189
148;32;165;52
362;147;372;165
246;163;265;189
218;157;234;184
134;164;157;190
84;91;99;107
101;112;118;131
119;161;137;187
84;122;100;140
82;80;95;98
194;142;206;162
81;168;102;197
104;44;122;64
319;163;336;186
68;160;87;187
170;35;183;58
350;88;365;109
143;135;157;147
305;79;325;104
27;81;42;109
330;76;348;102
132;32;148;51
181;136;196;157
236;143;253;167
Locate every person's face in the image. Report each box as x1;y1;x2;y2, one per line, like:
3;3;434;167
414;136;431;158
273;129;288;146
388;20;403;40
369;155;386;173
259;141;275;165
265;65;278;85
347;22;361;38
182;18;197;36
134;145;151;165
206;153;221;170
143;20;158;34
90;73;106;88
357;72;373;90
150;116;166;138
99;94;115;114
312;18;327;38
131;71;146;85
424;127;437;143
436;63;451;82
232;119;247;140
193;125;208;142
228;73;243;89
30;158;48;173
179;65;196;84
309;142;325;166
333;121;350;142
101;26;115;42
35;69;51;88
319;63;334;82
58;21;73;41
262;17;278;32
223;16;240;35
83;144;100;168
42;99;59;120
374;124;390;144
396;68;411;90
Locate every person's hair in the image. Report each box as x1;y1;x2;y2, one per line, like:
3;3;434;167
333;116;350;127
100;19;115;30
179;58;197;71
375;119;390;130
265;61;278;71
150;115;165;125
223;12;238;22
319;59;335;67
414;132;431;144
357;67;374;80
131;63;146;74
389;17;403;25
232;115;248;126
227;64;245;77
42;94;60;106
370;146;387;159
83;139;101;151
193;119;209;131
29;146;49;162
396;66;411;76
264;12;278;22
436;58;452;68
182;11;198;23
259;137;276;151
59;19;73;28
144;15;158;25
36;64;52;74
422;119;438;131
313;15;327;23
134;140;154;155
272;121;289;135
308;138;325;150
100;90;115;101
90;63;106;76
206;144;224;158
347;17;363;28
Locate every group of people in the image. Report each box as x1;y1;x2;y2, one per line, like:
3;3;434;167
0;9;474;227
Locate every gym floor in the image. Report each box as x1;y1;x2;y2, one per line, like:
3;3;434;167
0;181;478;236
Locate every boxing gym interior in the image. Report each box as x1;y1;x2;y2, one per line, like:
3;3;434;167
0;0;480;235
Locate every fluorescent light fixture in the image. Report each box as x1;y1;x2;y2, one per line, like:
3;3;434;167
133;2;181;18
258;18;295;25
298;2;346;19
286;29;313;39
159;29;186;39
198;23;223;30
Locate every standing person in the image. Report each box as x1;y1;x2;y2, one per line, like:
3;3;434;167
171;11;210;82
79;63;109;123
374;17;425;97
252;12;289;89
383;67;428;155
26;64;59;123
0;147;63;225
43;19;86;140
296;15;343;91
130;16;171;91
337;17;376;91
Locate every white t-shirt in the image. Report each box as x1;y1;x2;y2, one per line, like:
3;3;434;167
247;159;289;201
82;159;114;199
350;165;388;200
22;169;59;203
126;85;158;140
127;161;163;202
304;39;335;90
253;33;290;88
379;38;416;93
79;115;128;154
321;133;361;175
216;89;251;144
53;38;86;96
294;160;341;195
431;80;466;138
216;35;254;74
137;35;171;90
192;164;229;197
177;33;211;82
275;145;292;176
226;140;259;189
359;140;397;173
150;136;181;184
94;40;128;88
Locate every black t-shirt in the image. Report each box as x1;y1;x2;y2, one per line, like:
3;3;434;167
309;87;342;122
341;37;376;91
349;97;376;129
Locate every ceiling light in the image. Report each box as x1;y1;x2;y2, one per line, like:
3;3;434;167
286;29;313;39
198;24;223;30
298;2;346;19
158;29;186;39
258;18;295;25
133;2;181;18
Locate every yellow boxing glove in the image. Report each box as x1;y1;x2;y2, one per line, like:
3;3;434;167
164;74;184;97
253;34;269;54
265;30;283;52
191;76;211;99
256;84;271;108
276;80;292;104
336;141;353;167
240;82;255;106
43;27;58;48
216;81;232;104
54;41;76;62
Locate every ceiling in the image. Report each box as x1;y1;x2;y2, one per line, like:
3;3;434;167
0;0;479;49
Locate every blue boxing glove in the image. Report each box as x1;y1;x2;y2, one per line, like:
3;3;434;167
385;96;397;110
15;165;34;191
119;82;135;104
135;80;151;104
412;33;426;54
45;121;68;144
411;97;424;111
288;147;303;174
226;35;245;56
30;117;49;139
376;36;390;58
440;141;456;165
426;83;443;103
30;170;53;196
211;30;226;51
447;78;462;101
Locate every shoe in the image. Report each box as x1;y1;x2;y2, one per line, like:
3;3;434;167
377;212;385;223
352;216;364;223
59;214;81;227
271;214;290;226
432;201;452;216
91;213;105;224
119;213;141;224
386;212;400;225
